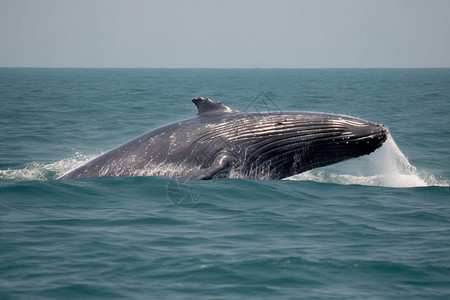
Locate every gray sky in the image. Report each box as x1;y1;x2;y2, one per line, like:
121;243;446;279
1;0;449;68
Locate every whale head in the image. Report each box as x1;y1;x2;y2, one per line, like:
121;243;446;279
218;111;389;179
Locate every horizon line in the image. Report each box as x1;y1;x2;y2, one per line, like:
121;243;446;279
1;66;450;70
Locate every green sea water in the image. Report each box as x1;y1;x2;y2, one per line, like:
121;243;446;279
1;68;449;299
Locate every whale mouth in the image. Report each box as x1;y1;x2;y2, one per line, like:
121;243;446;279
302;125;388;173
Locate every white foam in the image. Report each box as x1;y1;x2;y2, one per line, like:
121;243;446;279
0;153;94;181
0;152;196;181
287;136;449;188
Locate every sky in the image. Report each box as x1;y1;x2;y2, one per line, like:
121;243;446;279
1;0;449;68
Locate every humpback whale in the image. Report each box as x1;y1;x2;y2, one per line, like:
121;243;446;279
58;97;388;180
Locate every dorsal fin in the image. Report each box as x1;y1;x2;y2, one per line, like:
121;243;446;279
191;97;239;117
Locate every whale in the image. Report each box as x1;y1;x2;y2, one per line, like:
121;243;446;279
57;97;388;180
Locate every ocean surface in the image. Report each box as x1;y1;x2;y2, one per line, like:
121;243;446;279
1;68;449;299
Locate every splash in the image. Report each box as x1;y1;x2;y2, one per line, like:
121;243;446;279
1;137;447;187
0;153;197;181
0;153;94;181
287;136;448;188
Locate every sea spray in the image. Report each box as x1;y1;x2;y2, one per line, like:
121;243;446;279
288;136;446;187
0;153;93;181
